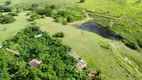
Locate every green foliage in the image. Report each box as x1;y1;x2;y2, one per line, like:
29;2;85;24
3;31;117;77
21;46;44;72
31;3;39;8
0;5;12;12
36;8;57;17
4;0;11;6
135;0;142;4
0;14;16;24
138;38;142;48
0;26;88;79
54;8;85;23
27;14;42;21
36;6;85;24
8;12;18;16
124;41;138;50
50;5;56;9
80;0;85;3
53;32;65;38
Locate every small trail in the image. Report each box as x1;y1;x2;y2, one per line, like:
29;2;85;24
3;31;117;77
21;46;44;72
69;10;94;26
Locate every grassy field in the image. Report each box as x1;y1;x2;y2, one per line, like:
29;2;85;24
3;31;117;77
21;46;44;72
0;0;142;79
39;18;142;80
0;12;29;43
1;0;141;50
0;0;78;8
79;0;142;51
0;11;142;79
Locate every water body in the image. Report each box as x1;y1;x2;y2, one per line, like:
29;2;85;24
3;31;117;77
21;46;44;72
77;22;122;40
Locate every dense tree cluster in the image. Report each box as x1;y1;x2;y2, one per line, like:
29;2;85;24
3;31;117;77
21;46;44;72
0;13;16;24
35;5;85;24
0;26;89;80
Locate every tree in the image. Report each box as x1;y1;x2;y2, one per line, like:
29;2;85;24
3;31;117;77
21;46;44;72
80;0;85;3
0;5;12;12
53;32;65;38
31;3;39;8
8;12;18;16
138;38;142;48
50;5;56;9
5;0;11;6
1;15;16;24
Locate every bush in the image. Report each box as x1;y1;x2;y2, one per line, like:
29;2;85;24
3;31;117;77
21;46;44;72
30;21;37;25
4;7;12;12
138;38;142;48
125;42;138;49
0;5;12;12
41;15;46;18
27;14;41;21
50;5;56;9
36;8;57;17
26;12;31;16
27;18;34;22
62;21;68;25
31;3;39;8
0;15;16;24
36;7;85;24
54;9;85;23
53;32;65;38
5;0;11;6
80;0;85;3
30;14;41;19
8;12;18;16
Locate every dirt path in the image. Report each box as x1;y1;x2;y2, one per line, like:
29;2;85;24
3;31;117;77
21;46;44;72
69;10;94;26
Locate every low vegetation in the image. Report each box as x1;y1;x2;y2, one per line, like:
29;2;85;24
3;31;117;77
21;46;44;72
53;32;65;38
0;13;16;24
35;6;85;24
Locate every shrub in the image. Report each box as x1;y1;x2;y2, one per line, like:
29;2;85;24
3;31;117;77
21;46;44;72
30;21;37;25
31;3;39;8
54;17;62;23
80;0;85;3
0;5;12;12
54;9;85;23
53;32;65;38
26;12;31;16
30;14;41;19
5;0;11;6
62;21;68;25
8;12;18;16
27;14;41;21
41;15;46;18
4;7;12;12
125;42;138;49
0;15;16;24
50;5;56;9
27;18;34;22
138;38;142;48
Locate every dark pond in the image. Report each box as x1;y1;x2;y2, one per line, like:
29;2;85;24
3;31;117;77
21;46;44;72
77;22;122;40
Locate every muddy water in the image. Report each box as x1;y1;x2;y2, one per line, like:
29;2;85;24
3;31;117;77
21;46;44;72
78;22;121;40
